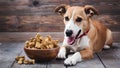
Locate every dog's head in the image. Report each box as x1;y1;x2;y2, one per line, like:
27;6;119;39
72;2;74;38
55;4;98;45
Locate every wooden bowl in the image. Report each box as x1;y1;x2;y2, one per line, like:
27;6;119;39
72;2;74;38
24;46;60;62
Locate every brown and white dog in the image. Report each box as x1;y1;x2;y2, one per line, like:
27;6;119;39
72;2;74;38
55;4;113;65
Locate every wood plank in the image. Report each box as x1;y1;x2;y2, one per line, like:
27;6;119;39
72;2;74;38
0;23;64;32
0;15;120;32
95;15;120;24
0;5;55;11
17;15;63;24
0;32;64;42
0;15;119;24
0;24;120;32
71;3;120;15
0;6;119;16
0;0;30;6
47;43;65;68
0;7;119;15
70;0;120;6
107;25;120;32
12;50;47;68
0;42;24;68
47;60;65;68
0;0;60;6
0;10;54;16
67;54;104;68
70;0;120;2
112;32;120;43
70;0;120;15
0;1;119;15
97;43;120;68
0;32;119;43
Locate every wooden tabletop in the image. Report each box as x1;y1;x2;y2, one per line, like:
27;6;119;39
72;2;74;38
0;42;120;68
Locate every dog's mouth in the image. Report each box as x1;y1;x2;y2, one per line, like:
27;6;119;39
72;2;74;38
67;30;81;45
67;37;75;45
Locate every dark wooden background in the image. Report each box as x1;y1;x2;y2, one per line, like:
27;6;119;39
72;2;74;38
0;0;120;32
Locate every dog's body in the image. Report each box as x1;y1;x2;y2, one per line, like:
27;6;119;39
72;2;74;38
55;4;113;65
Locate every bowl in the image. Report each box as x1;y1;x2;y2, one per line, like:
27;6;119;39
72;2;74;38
24;46;60;62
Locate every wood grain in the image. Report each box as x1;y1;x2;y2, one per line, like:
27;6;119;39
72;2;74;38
0;42;23;68
0;15;120;32
0;42;120;68
0;32;64;42
97;43;120;68
0;0;119;32
47;60;65;68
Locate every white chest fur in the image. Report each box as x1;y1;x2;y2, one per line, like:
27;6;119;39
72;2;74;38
69;35;90;52
79;35;90;49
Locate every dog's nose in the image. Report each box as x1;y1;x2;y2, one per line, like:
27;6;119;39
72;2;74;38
66;30;73;37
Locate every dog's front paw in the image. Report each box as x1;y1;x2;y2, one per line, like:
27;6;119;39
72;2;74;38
64;57;77;65
57;47;66;59
64;52;82;66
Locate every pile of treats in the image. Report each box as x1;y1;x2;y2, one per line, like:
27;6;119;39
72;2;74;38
15;56;35;65
25;33;59;49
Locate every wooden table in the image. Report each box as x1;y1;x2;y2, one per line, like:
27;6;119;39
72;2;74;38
0;42;120;68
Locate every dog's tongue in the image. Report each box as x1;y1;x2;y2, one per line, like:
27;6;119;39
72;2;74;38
67;37;75;45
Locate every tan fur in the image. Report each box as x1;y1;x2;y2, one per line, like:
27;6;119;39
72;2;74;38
55;4;113;60
80;47;93;60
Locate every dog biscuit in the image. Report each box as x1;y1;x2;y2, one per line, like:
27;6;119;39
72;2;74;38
25;33;59;49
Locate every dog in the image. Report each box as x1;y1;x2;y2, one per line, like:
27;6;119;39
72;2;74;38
55;4;113;65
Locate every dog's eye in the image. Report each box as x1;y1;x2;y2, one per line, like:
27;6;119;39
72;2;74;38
65;16;69;21
76;17;82;22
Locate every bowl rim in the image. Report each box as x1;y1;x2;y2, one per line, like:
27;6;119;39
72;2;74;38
24;46;60;51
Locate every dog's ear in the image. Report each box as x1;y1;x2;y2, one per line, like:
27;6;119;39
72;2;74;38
84;5;98;17
55;4;70;16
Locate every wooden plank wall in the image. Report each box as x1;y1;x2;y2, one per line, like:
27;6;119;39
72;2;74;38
0;0;119;32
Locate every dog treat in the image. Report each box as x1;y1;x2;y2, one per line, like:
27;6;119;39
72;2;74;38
15;56;35;65
24;60;29;64
25;33;59;49
18;60;23;64
24;59;35;64
15;56;25;65
19;58;25;61
29;59;35;64
15;56;25;61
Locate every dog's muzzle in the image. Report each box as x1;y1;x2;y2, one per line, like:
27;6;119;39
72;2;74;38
66;29;81;45
67;29;89;45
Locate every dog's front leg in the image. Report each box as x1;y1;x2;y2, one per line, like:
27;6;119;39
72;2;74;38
64;47;93;65
57;37;68;59
57;46;66;59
